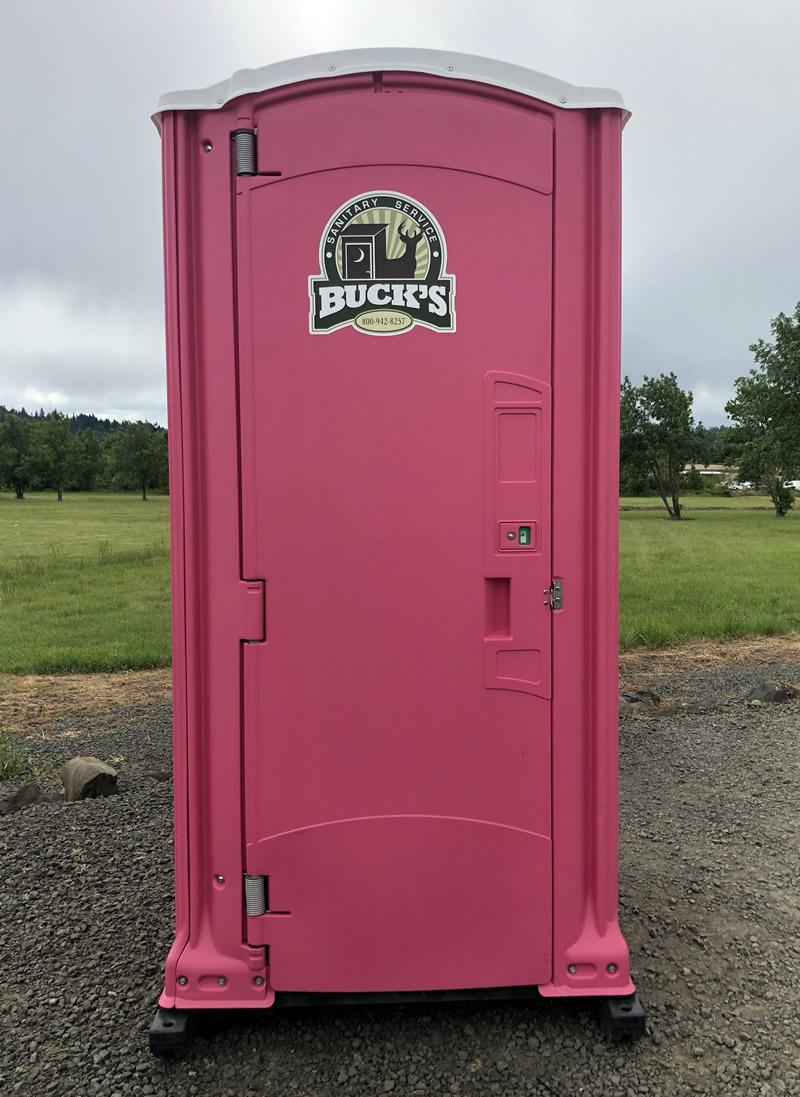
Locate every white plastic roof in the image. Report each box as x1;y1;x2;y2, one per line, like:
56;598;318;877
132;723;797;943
153;48;628;125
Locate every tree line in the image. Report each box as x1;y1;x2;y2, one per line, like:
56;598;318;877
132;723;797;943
621;301;800;519
0;411;168;501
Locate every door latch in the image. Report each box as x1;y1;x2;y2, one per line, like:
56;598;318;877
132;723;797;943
548;580;563;610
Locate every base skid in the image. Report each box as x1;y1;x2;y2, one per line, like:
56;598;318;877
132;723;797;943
149;1006;194;1058
597;992;647;1040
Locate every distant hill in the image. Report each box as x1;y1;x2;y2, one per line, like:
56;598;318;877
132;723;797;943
0;407;125;440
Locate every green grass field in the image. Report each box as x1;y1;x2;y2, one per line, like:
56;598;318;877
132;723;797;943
0;493;171;673
620;498;800;647
620;494;776;510
1;491;798;672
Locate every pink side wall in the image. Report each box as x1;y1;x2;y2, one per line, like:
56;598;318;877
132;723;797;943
160;105;272;1008
541;108;631;996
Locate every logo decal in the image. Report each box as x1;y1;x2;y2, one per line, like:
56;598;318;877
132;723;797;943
309;192;456;335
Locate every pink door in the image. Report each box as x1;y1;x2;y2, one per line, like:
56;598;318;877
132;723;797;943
237;95;553;993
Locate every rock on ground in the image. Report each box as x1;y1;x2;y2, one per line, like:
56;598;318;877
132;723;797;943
61;756;118;802
0;661;799;1096
0;782;52;816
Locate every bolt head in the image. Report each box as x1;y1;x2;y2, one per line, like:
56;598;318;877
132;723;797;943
178;976;188;986
507;531;516;541
218;976;227;986
216;875;225;884
254;976;264;986
328;65;336;71
568;964;577;974
560;96;567;104
203;142;213;152
607;963;617;974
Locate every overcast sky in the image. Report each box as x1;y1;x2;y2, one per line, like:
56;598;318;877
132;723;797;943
2;0;799;426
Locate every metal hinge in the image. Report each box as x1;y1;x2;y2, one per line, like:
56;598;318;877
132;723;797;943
548;580;563;610
244;875;291;922
245;875;266;916
232;129;256;176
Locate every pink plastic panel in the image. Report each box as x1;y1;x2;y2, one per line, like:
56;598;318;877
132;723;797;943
540;108;633;998
237;156;553;992
247;816;551;991
484;373;551;697
255;85;553;193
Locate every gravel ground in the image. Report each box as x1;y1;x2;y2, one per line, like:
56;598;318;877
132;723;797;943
1;657;799;1096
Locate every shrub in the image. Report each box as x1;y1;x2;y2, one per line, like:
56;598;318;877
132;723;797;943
0;734;26;779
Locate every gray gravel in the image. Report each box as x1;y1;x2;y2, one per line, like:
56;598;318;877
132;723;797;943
1;660;799;1096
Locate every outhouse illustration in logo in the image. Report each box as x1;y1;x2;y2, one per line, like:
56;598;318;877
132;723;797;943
309;192;456;335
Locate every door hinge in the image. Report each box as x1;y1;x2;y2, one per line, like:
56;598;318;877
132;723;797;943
548;579;563;610
244;875;291;920
232;129;256;176
239;580;265;642
245;875;266;916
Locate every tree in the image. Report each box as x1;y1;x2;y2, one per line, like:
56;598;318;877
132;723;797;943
107;421;168;500
71;429;104;491
0;413;33;499
620;373;697;519
32;412;76;501
726;302;800;517
683;464;705;493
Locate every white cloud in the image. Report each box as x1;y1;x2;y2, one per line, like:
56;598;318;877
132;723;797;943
0;281;166;423
0;281;164;367
691;382;735;427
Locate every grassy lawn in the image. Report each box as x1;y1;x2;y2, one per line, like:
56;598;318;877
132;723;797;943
1;491;799;672
0;493;170;673
620;494;776;509
620;500;800;648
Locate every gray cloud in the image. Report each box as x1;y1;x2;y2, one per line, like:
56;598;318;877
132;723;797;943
2;0;799;427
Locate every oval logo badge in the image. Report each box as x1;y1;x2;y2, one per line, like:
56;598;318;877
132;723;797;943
309;191;456;336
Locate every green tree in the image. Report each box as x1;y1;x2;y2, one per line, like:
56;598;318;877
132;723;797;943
0;413;33;499
107;421;168;500
32;412;76;501
620;373;697;520
726;303;800;517
71;429;104;491
683;464;705;493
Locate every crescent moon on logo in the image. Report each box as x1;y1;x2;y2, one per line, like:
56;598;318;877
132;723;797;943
353;248;364;262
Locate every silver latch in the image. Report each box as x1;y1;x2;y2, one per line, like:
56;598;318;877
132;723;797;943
548;580;563;610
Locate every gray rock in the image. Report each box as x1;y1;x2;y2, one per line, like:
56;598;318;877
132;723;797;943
60;756;118;802
0;782;52;816
620;689;662;706
745;682;792;703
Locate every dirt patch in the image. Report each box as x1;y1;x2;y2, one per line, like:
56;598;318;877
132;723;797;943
620;632;800;674
2;634;799;736
0;668;172;735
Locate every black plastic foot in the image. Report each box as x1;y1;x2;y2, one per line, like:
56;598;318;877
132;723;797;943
598;992;647;1040
149;1006;194;1058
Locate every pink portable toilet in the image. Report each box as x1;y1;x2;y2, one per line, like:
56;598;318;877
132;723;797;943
150;49;641;1055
